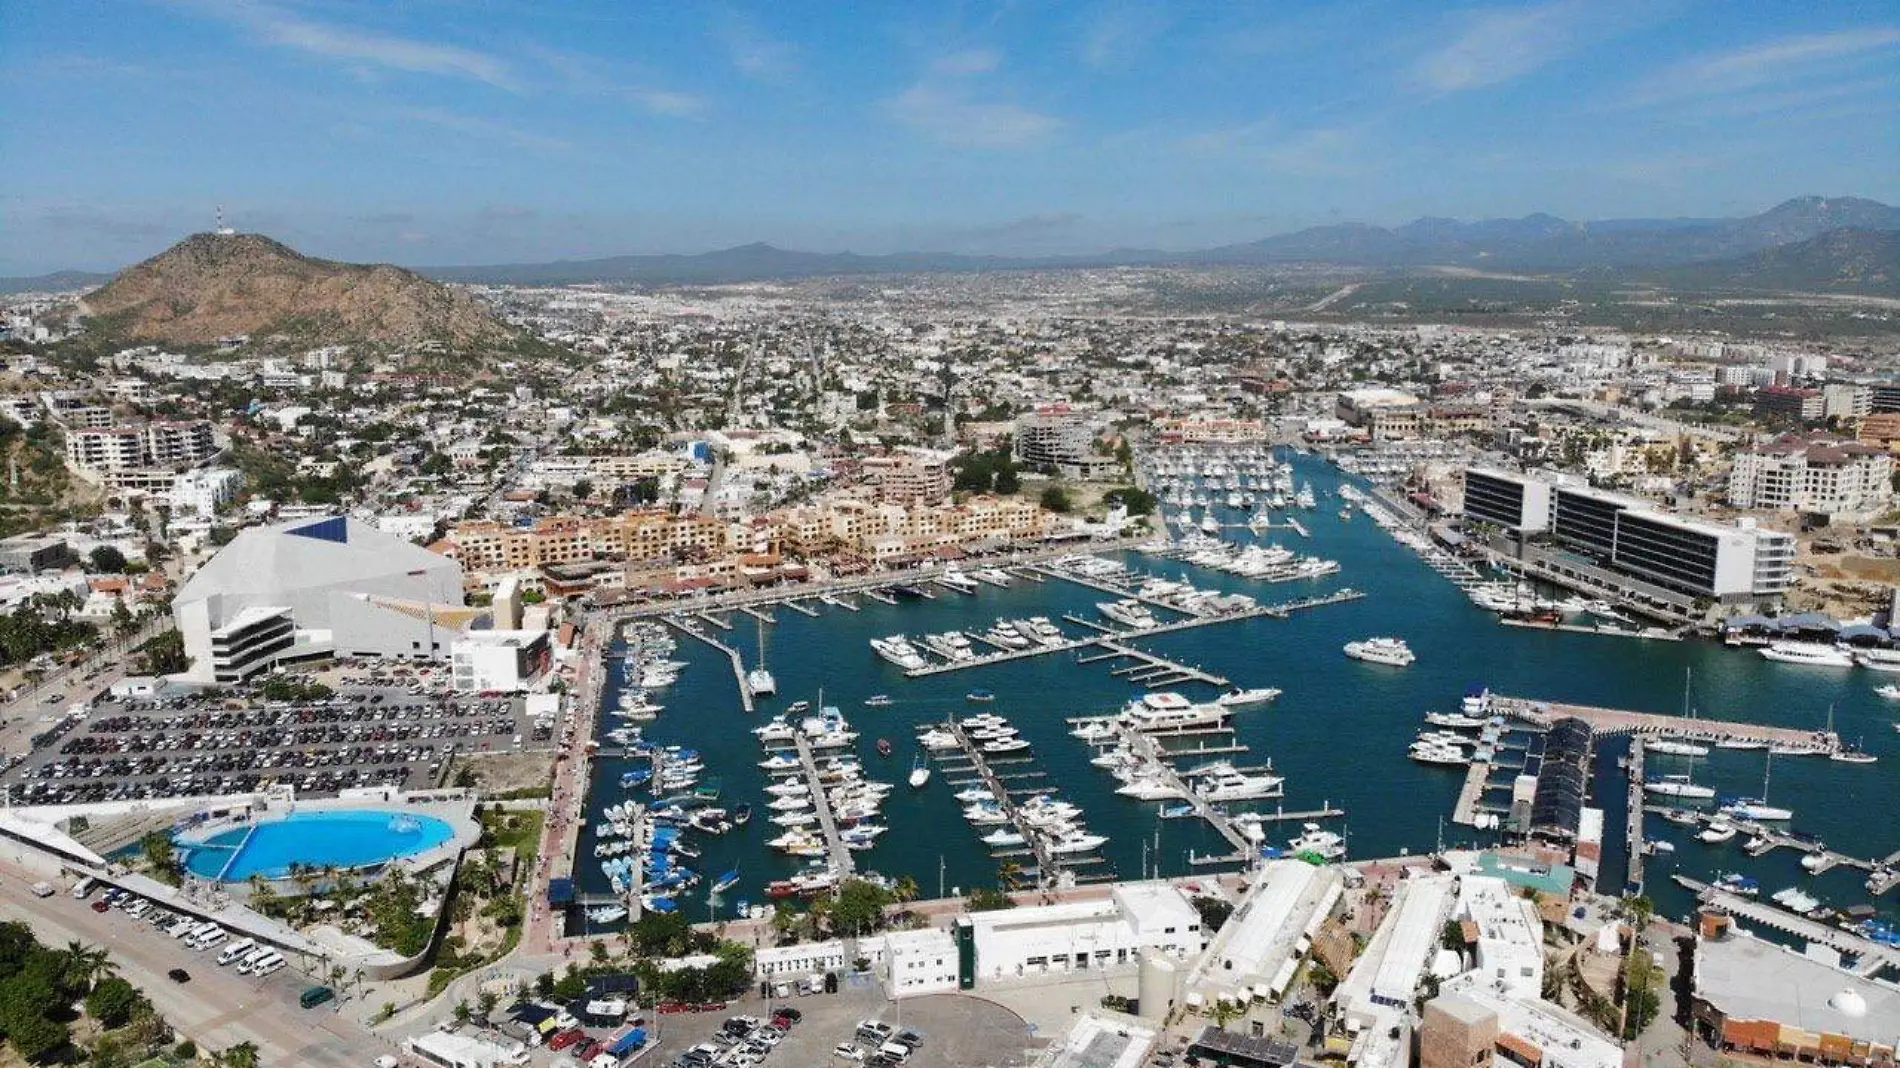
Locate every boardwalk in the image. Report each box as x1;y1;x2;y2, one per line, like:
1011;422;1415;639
1626;738;1646;892
944;721;1062;882
1490;695;1837;751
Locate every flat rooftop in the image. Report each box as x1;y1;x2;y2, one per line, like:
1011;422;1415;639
1696;931;1900;1044
1043;1015;1156;1068
1196;860;1340;998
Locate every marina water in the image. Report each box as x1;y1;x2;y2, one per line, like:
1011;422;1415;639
573;452;1897;931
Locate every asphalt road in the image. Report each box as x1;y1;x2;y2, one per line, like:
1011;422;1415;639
0;861;401;1067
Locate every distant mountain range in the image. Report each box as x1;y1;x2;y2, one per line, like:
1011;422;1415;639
6;196;1896;296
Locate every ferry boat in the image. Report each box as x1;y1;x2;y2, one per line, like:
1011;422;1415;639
1097;600;1160;629
1855;647;1900;672
1343;637;1416;667
1759;641;1854;668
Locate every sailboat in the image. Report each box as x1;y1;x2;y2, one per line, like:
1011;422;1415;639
1646;670;1715;799
745;617;776;698
908;753;930;789
711;866;741;895
1722;752;1793;821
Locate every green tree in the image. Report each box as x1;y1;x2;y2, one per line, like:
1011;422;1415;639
825;879;895;937
89;546;128;573
1039;486;1072;513
6;1013;69;1062
992;465;1021;495
84;976;140;1029
217;1041;260;1068
62;940;117;992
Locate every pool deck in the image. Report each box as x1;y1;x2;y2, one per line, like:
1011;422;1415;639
173;792;480;889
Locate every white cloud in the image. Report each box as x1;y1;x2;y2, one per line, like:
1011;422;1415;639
1410;0;1624;93
884;85;1059;148
1621;27;1900;107
1079;2;1169;68
188;0;520;90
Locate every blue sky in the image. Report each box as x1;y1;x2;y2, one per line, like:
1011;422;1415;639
2;0;1897;273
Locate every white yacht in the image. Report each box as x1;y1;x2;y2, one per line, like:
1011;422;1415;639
1216;687;1282;708
745;668;777;697
1192;767;1285;801
907;755;930;790
1759;641;1854;668
1409;743;1467;766
1199;513;1222;535
1699;817;1738;844
1343;637;1416;667
1645;773;1715;800
936;569;980;595
1287;823;1345;860
1070;719;1119;742
1044;831;1110;855
1877;683;1900;700
1097;600;1160;629
1647;738;1711;757
869;636;928;671
1721;755;1793;821
1120;692;1229;732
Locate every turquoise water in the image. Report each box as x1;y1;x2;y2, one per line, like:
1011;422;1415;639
574;452;1898;928
180;809;455;881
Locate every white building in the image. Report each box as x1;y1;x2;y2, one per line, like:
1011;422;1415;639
1190;859;1343;1005
449;630;551;693
1728;436;1894;522
881;927;958;998
1336;873;1456;1023
957;882;1203;983
1452;876;1543;1000
168;467;243;515
405;1029;529;1068
172;516;467;684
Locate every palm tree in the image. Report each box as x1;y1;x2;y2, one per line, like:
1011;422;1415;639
892;875;920;904
218;1041;260;1068
62;940;116;992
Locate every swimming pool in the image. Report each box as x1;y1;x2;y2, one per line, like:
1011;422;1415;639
179;809;456;882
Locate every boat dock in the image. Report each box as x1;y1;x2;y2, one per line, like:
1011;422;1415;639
1676;875;1900;977
902;590;1363;679
1095;640;1230;688
1489;695;1837;752
782;600;820;617
939;723;1064;883
1497;617;1683;641
1626;738;1646;892
1025;563;1210;618
861;588;897;605
1655;806;1890;884
1114;724;1254;860
1450;762;1497;827
791;734;855;879
661;618;756;713
696;612;734;631
738;606;776;624
818;593;859;612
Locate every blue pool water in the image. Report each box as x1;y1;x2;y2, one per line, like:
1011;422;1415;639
180;809;455;881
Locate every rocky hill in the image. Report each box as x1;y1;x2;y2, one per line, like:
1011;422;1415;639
81;232;515;347
1673;228;1900;296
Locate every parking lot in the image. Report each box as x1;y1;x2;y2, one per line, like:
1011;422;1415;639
640;980;1037;1068
2;686;535;805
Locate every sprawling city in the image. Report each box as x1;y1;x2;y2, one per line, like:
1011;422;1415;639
1;4;1897;1068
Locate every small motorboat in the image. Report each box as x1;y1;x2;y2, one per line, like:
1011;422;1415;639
967;689;996;703
876;738;893;757
864;695;894;707
908;754;930;789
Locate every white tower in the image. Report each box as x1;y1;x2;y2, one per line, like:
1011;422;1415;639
215;205;236;236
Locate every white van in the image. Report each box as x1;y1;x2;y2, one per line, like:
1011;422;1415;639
218;938;257;965
253;956;286;977
877;1042;913;1064
192;927;228;950
71;877;96;899
234;947;273;973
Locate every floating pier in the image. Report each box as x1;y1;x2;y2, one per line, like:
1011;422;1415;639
1626;737;1646;892
1677;875;1900;977
783;600;820;617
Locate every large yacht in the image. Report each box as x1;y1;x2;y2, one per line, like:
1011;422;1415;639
745;667;777;697
1190;766;1285;801
1343;637;1416;667
1097;600;1160;629
869;636;928;671
1759;641;1854;668
1287;823;1345;860
1216;687;1282;708
1120;692;1229;732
